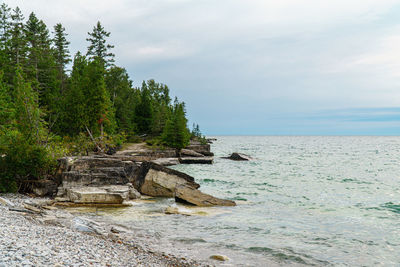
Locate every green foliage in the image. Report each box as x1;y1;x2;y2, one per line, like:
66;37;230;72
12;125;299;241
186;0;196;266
161;98;190;149
105;66;137;136
135;81;153;134
13;66;45;143
0;131;55;193
0;72;14;134
86;21;114;67
0;6;200;192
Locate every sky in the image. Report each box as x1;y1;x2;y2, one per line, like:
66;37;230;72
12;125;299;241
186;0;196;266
5;0;400;135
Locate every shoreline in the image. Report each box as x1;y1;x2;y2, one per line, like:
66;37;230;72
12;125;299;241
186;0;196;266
0;194;209;267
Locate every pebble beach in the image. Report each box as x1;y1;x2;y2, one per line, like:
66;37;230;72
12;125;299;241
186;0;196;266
0;194;207;267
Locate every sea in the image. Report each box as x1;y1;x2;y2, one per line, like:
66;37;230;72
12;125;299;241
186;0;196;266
82;136;400;266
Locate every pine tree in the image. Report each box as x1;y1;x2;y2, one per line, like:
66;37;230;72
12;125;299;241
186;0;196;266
86;21;114;67
24;12;59;129
0;71;14;135
84;58;116;135
52;23;70;93
0;3;11;48
135;81;153;134
13;66;44;144
58;52;87;135
9;7;26;66
162;98;190;149
146;79;172;136
0;4;11;83
105;66;137;135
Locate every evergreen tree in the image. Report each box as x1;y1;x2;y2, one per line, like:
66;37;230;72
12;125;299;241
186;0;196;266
84;58;116;135
13;65;44;144
86;21;114;67
52;23;70;93
0;4;11;85
162;98;190;149
0;72;14;134
24;12;59;128
0;3;11;48
105;66;137;135
58;52;87;135
9;7;26;66
146;79;172;136
135;81;153;134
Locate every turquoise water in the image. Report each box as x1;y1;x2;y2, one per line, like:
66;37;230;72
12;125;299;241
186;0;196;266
98;136;400;266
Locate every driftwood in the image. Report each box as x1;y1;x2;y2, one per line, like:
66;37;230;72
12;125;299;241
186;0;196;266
9;207;35;214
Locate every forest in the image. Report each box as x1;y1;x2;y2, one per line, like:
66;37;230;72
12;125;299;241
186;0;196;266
0;4;203;192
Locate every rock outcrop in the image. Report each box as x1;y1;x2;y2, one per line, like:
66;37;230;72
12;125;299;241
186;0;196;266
134;162;235;206
55;156;140;204
186;141;214;157
222;153;252;161
133;162;199;197
50;141;235;207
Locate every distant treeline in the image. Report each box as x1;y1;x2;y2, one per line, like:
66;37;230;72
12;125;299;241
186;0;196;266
0;4;203;192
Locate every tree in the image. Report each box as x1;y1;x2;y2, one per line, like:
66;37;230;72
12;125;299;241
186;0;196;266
84;58;116;135
146;79;172;136
135;81;153;134
59;53;115;137
86;21;114;67
52;23;70;93
105;66;137;135
161;98;190;149
0;3;11;48
57;52;87;135
24;12;60;128
8;7;26;66
13;65;44;144
0;71;14;134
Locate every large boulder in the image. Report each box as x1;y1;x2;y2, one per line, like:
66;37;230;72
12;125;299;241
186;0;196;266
222;153;252;161
133;162;199;197
175;184;236;207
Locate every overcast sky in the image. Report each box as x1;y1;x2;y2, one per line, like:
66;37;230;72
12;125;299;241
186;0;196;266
5;0;400;135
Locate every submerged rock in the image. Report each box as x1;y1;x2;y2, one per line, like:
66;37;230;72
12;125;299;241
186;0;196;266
175;184;236;207
222;152;252;161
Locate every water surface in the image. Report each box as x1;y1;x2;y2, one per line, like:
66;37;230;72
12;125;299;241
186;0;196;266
92;136;400;266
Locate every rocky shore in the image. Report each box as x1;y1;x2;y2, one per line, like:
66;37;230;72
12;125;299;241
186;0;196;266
0;140;241;266
0;194;208;267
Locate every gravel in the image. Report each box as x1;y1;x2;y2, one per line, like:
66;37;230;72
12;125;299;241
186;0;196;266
0;194;208;267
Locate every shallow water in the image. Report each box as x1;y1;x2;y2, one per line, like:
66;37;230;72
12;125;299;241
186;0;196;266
91;136;400;266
